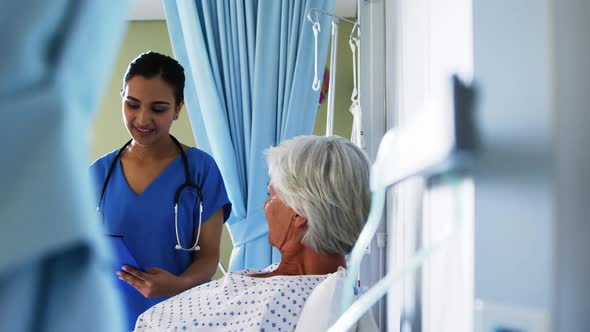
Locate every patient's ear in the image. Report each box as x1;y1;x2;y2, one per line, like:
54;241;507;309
293;213;308;229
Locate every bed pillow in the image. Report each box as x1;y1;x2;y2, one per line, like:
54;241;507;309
295;267;379;332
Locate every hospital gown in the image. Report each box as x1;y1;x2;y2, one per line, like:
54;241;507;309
134;264;328;332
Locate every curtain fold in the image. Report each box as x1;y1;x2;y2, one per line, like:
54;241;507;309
165;0;334;270
0;0;127;330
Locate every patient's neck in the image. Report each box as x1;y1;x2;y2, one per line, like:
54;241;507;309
260;240;346;277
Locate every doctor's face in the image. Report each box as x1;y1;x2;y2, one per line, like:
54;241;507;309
121;75;183;146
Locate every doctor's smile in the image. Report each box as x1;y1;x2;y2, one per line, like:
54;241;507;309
134;127;154;137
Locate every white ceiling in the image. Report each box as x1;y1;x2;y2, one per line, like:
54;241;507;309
128;0;357;21
129;0;165;20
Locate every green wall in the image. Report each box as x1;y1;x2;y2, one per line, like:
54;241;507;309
92;20;353;278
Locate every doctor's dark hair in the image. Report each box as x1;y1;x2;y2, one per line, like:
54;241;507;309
265;135;372;256
123;51;185;105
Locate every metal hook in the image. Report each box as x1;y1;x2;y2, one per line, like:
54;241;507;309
307;9;321;26
350;20;361;42
311;21;322;91
349;38;358;102
306;7;359;92
349;19;361;101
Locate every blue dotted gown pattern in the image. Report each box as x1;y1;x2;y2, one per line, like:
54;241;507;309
90;147;232;331
134;265;328;332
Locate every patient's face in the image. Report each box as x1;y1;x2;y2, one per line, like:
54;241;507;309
264;184;296;249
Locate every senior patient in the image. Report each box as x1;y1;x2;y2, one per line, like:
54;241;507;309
134;135;371;332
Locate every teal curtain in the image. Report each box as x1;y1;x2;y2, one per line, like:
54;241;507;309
0;0;127;330
164;0;334;270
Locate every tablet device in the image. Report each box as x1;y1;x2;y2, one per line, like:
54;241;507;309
106;234;144;293
106;234;143;270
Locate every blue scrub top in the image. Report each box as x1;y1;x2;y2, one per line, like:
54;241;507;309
90;147;232;331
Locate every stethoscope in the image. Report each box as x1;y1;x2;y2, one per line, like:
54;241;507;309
96;134;204;252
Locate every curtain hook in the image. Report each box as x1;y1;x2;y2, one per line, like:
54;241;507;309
350;20;361;42
349;38;358;102
307;9;321;26
349;20;361;102
306;12;315;25
311;20;322;91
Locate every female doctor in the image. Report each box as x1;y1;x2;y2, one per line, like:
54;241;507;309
90;51;232;330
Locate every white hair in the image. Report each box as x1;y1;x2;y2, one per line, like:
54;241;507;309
265;135;371;255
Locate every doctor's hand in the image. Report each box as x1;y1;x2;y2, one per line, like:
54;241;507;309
118;265;186;298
